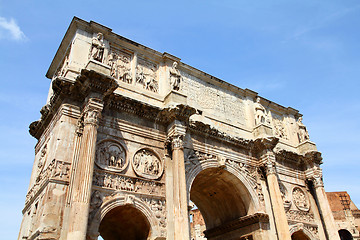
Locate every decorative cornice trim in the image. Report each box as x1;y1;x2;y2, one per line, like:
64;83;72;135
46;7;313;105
204;213;269;238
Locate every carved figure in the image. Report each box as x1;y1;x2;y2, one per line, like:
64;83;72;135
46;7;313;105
95;141;127;172
133;149;163;179
108;52;119;78
293;187;309;211
90;32;105;62
297;117;310;143
254;97;266;125
136;61;159;92
170;61;181;91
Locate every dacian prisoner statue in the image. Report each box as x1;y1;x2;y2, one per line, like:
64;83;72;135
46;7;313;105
19;17;342;240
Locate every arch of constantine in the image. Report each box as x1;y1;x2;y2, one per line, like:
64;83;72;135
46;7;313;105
18;17;342;240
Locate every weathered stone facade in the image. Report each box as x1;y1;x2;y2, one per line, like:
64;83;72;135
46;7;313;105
18;17;341;240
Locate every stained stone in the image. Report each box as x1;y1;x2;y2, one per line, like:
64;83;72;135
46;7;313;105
18;17;340;240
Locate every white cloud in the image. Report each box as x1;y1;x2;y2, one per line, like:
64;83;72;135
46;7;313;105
0;16;27;41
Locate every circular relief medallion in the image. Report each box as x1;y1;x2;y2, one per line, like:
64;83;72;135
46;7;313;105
95;140;127;172
292;187;310;211
132;149;163;179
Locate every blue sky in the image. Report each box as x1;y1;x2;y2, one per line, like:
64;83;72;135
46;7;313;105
1;0;359;238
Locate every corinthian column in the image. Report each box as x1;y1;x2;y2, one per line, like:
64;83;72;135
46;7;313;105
262;151;292;239
167;121;190;240
67;97;103;240
309;167;340;240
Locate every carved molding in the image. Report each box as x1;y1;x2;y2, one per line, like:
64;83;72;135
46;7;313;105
29;69;118;140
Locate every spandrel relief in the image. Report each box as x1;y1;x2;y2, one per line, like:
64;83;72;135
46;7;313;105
107;48;132;83
136;58;159;93
132;149;163;179
182;73;246;126
95;140;128;173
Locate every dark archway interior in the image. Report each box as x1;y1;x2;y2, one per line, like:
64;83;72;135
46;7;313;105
190;168;251;230
99;205;150;240
339;229;353;240
291;231;311;240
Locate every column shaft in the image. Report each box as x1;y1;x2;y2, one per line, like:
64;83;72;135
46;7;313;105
315;185;340;240
67;100;102;240
172;136;190;240
267;173;292;239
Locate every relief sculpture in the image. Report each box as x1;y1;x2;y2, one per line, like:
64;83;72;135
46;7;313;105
107;49;132;83
89;32;105;63
95;140;127;172
169;61;181;91
92;169;165;196
132;149;163;179
292;187;310;211
297;117;310;143
136;58;158;92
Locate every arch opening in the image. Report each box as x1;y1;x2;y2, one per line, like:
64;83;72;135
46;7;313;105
339;229;353;240
98;205;150;240
190;167;254;237
291;230;311;240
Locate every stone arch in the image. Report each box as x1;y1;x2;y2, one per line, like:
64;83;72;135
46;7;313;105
338;229;353;240
87;194;163;240
289;224;317;240
187;159;263;236
186;159;261;213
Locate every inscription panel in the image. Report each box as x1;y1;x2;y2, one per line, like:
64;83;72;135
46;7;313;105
182;72;246;127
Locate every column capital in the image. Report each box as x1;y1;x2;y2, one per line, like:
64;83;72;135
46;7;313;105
265;160;277;176
305;166;324;188
83;98;103;126
166;120;186;151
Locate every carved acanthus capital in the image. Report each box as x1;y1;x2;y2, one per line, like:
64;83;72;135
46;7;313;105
265;160;277;176
170;134;184;150
83;98;103;127
306;166;324;188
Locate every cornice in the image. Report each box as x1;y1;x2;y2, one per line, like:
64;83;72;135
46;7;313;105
30;70;118;140
188;120;253;150
204;213;269;238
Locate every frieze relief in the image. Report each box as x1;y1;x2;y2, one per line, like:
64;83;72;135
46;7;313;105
132;149;163;180
287;210;315;223
107;48;132;83
95;140;127;173
26;160;71;205
136;58;159;93
92;169;165;196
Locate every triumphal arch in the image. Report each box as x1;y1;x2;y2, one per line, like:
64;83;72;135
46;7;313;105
18;17;341;240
